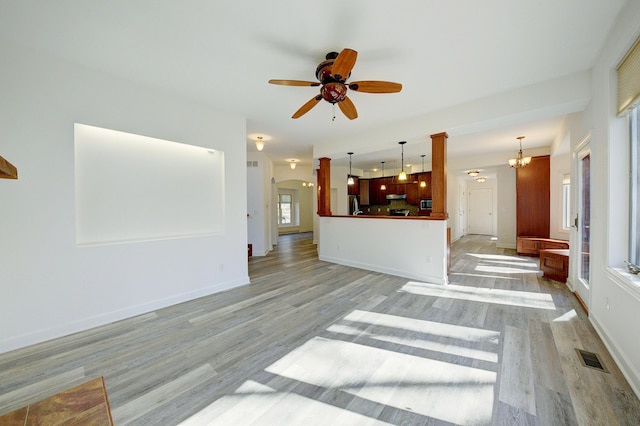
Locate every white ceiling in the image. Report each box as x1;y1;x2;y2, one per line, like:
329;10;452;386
0;1;627;171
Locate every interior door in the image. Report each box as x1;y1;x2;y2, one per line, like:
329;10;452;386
575;146;591;308
468;187;494;235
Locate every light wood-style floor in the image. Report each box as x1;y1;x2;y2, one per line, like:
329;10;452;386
1;233;639;425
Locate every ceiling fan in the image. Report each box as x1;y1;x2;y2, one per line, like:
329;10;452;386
268;48;402;120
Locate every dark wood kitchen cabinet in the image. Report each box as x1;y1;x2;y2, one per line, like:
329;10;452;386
348;176;359;195
359;179;369;205
406;182;419;205
418;172;432;199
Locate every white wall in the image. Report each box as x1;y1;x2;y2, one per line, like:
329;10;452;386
496;167;517;249
549;152;571;240
319;216;448;284
573;0;640;396
0;41;248;353
247;152;272;256
446;172;461;242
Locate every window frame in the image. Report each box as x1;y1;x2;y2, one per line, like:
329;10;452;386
277;192;293;226
630;106;640;266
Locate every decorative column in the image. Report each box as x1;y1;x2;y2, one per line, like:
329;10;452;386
317;157;332;216
430;132;448;220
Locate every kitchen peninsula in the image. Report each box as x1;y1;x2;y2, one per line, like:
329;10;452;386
316;133;450;284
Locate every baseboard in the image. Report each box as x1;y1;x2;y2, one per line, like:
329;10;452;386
319;254;447;285
0;277;250;355
590;313;640;399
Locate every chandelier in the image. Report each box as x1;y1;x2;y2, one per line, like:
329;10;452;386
508;136;531;168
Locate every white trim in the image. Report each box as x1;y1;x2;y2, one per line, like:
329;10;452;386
605;267;640;302
590;313;640;399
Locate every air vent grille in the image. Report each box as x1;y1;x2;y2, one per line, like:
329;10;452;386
247;161;258;168
576;348;609;373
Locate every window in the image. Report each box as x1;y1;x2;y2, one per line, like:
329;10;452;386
562;173;571;231
278;193;293;225
630;106;640;266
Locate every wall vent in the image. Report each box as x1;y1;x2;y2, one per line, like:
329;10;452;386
247;161;258;168
576;348;609;373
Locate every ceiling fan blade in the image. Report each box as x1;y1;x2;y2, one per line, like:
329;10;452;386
269;79;320;87
348;81;403;93
292;95;322;119
331;48;358;82
338;96;358;120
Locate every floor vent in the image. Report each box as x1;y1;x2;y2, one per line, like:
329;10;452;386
576;349;609;373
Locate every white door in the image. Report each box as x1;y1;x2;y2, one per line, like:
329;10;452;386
574;143;591;308
468;187;494;235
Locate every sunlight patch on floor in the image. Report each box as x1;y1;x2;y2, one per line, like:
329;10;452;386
481;259;539;268
177;380;392;426
467;253;528;262
450;272;520;281
400;281;556;310
553;309;578;322
327;310;499;363
475;265;540;274
265;337;496;425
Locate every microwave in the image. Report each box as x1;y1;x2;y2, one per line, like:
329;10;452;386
420;198;432;210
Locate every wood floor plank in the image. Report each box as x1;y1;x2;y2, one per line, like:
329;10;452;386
0;233;638;425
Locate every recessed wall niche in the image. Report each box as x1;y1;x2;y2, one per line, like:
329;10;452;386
74;123;224;246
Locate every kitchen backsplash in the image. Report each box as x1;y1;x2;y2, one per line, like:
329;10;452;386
360;199;419;216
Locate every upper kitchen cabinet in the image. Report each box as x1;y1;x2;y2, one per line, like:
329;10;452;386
347;176;359;195
418;172;432;199
406;181;419;205
359;179;370;205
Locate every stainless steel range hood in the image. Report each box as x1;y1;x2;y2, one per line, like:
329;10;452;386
386;193;407;200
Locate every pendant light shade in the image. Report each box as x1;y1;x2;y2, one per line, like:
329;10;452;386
420;154;427;188
398;141;407;181
347;152;355;185
508;136;532;168
380;161;386;191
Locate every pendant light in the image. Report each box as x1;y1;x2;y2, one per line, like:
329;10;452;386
380;161;386;191
420;154;427;188
398;141;407;181
347;152;355;185
255;136;265;151
508;136;532;168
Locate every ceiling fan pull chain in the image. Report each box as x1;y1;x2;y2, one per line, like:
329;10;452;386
332;103;336;121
